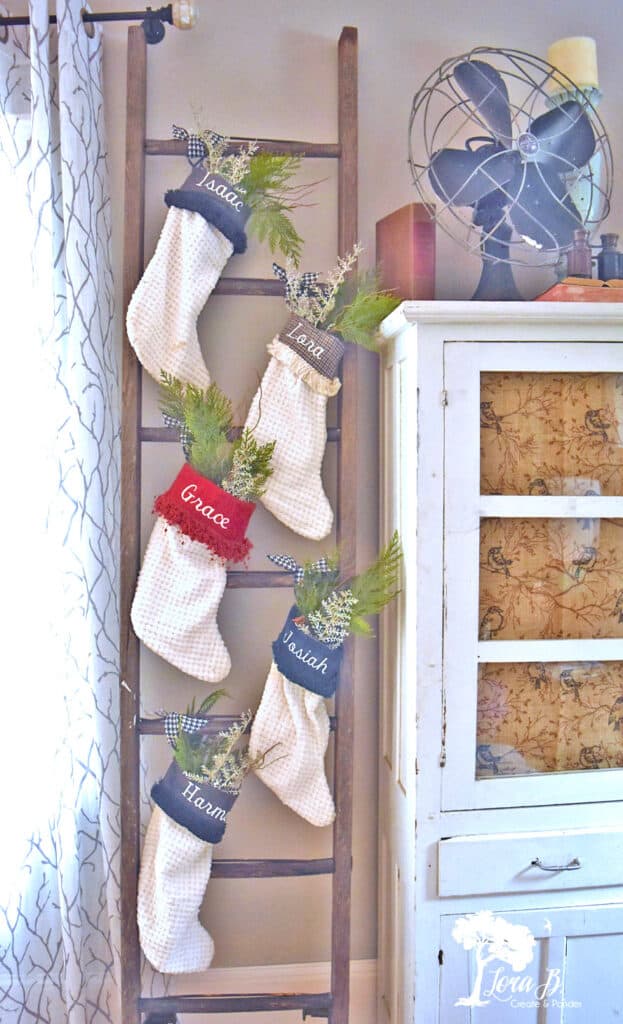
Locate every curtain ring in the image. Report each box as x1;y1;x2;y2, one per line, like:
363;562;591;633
80;8;95;38
0;22;9;45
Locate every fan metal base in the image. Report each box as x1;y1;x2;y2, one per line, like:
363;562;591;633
472;259;523;301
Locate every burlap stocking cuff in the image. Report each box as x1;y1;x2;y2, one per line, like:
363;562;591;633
268;339;341;397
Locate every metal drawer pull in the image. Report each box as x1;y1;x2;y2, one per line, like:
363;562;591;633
530;857;581;872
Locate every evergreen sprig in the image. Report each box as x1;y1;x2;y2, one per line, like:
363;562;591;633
194;127;311;263
294;553;341;617
348;530;402;636
281;248;400;348
171;692;272;794
241;153;311;264
326;272;400;351
223;429;276;502
292;531;402;645
159;373;274;498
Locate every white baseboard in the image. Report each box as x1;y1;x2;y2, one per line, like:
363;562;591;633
170;958;377;1024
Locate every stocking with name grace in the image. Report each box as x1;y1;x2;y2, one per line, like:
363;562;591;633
249;604;344;827
131;464;255;682
138;717;240;974
244;313;345;541
126;128;250;389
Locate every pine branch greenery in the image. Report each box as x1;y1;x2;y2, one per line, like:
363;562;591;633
159;373;274;499
294;553;341;617
281;248;400;348
348;530;402;636
194;126;311;263
172;692;276;794
240;152;312;264
326;271;400;351
222;429;276;502
292;531;402;645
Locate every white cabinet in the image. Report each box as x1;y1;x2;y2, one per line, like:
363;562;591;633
378;301;623;1024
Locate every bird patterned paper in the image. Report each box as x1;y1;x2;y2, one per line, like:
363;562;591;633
480;372;623;496
477;662;623;776
479;518;623;641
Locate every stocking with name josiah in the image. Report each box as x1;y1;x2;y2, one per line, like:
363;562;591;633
249;539;401;826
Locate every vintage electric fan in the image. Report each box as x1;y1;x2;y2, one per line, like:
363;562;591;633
408;47;613;298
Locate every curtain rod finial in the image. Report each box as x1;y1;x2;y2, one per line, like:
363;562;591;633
172;0;197;29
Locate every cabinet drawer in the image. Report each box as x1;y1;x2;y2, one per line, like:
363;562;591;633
438;827;623;897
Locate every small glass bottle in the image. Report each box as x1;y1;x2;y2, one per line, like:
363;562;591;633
597;233;621;281
566;228;593;279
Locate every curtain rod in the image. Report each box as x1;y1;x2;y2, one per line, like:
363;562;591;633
0;3;196;43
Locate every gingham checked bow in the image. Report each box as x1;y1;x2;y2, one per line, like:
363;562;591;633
272;263;328;311
164;711;210;747
172;124;225;165
162;413;192;460
267;552;333;584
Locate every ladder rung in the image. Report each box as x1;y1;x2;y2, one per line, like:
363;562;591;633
146;137;341;159
211;858;334;878
215;277;283;297
227;570;295;588
139;715;337;735
140;426;341;443
140;993;332;1014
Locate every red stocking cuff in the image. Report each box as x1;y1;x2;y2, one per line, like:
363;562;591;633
154;464;255;563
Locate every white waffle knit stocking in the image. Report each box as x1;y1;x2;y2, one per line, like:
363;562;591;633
249;661;335;827
138;807;214;974
126;207;233;388
245;340;341;541
131;517;230;682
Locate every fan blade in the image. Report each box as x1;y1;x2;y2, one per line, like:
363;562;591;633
454;60;513;145
529;101;595;170
429;145;519;207
507;163;584;249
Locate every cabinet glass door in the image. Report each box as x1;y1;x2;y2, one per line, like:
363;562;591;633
442;342;623;810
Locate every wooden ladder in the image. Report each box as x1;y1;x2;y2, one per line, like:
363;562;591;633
120;24;358;1024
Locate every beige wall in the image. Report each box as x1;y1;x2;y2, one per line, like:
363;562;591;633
78;0;623;978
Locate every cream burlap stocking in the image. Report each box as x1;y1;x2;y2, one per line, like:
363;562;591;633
244;317;345;541
138;806;215;974
249;661;335;827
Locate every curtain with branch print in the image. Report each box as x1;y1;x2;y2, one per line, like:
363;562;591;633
0;2;120;1021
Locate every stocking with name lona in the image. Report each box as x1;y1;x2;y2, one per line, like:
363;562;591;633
244;257;399;540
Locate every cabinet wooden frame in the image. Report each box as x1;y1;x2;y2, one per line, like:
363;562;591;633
378;300;623;1024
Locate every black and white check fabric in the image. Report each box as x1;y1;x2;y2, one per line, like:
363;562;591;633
172;124;227;166
272;263;329;311
267;552;333;584
162;413;192;460
164;711;209;748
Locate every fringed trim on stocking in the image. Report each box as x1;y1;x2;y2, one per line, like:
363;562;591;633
268;339;342;397
154;464;255;563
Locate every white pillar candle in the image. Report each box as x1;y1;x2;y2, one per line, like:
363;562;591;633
547;36;599;93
